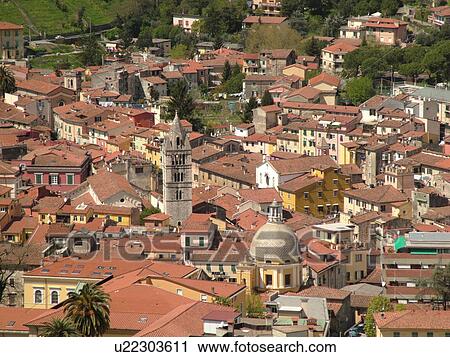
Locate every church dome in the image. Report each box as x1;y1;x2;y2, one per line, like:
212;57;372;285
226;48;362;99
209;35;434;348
249;201;299;264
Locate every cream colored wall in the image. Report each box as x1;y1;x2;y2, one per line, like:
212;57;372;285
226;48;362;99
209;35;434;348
377;328;449;337
23;276;99;309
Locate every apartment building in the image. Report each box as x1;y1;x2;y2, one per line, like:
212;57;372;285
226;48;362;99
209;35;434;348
250;0;282;16
383;232;450;304
0;22;24;60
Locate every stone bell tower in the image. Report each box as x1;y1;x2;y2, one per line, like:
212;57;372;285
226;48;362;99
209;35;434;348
161;113;192;226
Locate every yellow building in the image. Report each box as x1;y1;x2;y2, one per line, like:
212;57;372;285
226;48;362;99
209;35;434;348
298;122;320;156
277;132;300;153
0;22;24;60
58;204;94;224
279;166;349;218
145;143;161;168
1;216;38;244
23;258;155;309
91;205;134;226
374;310;450;337
237;202;302;293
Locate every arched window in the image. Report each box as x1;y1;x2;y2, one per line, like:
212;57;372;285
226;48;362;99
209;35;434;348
51;290;59;305
34;290;43;304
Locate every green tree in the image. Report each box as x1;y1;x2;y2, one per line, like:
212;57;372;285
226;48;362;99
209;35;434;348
222;60;232;84
63;283;110;337
136;26;153;49
365;296;393;337
243;96;258;123
381;0;400;17
170;44;189;59
41;318;80;337
290;10;309;36
343;77;375;106
167;80;195;120
214;296;232;306
220;72;245;94
80;35;104;66
245;23;303;53
261;90;274;106
0;65;16;98
322;13;345;37
245;294;265;318
399;62;424;84
302;37;326;57
431;264;450;310
140;206;161;224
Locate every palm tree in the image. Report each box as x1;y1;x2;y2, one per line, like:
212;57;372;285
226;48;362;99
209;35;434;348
0;65;16;98
63;283;110;337
41;318;80;337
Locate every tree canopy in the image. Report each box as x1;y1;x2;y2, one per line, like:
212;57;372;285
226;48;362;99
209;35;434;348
364;296;393;337
343;77;375;106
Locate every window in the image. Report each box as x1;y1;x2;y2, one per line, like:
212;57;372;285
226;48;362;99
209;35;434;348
333;190;338;197
66;174;74;185
219;264;224;272
35;173;43;184
231;265;236;273
346;272;350;281
427;332;434;337
201;294;208;302
380;205;386;212
285;274;291;287
411;332;418;337
50;290;59;305
265;274;273;286
206;263;211;272
304;192;309;199
393;332;400;337
50;174;59;185
9;278;14;287
318;191;323;198
8;293;16;306
318;205;324;214
356;254;362;262
117;216;123;223
185;236;190;247
135;167;144;174
176;289;183;296
333;179;338;185
199;237;205;247
354;271;358;280
34;289;43;304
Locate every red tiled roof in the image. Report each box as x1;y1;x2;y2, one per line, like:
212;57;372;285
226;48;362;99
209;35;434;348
243;16;287;25
309;72;341;87
0;307;45;332
374;310;450;330
287;286;350;300
0;22;23;30
135;301;236;337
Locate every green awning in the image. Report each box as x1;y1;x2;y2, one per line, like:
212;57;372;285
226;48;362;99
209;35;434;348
411;249;437;255
394;236;406;252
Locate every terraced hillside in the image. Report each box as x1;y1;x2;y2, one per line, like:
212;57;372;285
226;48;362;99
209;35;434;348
0;0;128;37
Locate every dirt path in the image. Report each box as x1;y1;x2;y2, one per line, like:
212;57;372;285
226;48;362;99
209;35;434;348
10;0;40;36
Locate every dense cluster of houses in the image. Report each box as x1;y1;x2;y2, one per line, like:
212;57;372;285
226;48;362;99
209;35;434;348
0;4;450;337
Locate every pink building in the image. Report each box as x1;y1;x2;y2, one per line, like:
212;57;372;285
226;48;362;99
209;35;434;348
172;15;201;33
13;143;91;191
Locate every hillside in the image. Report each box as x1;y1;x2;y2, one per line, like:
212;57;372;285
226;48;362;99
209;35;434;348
0;0;128;37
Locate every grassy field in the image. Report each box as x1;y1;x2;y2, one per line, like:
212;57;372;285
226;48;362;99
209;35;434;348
29;52;83;69
0;0;128;37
